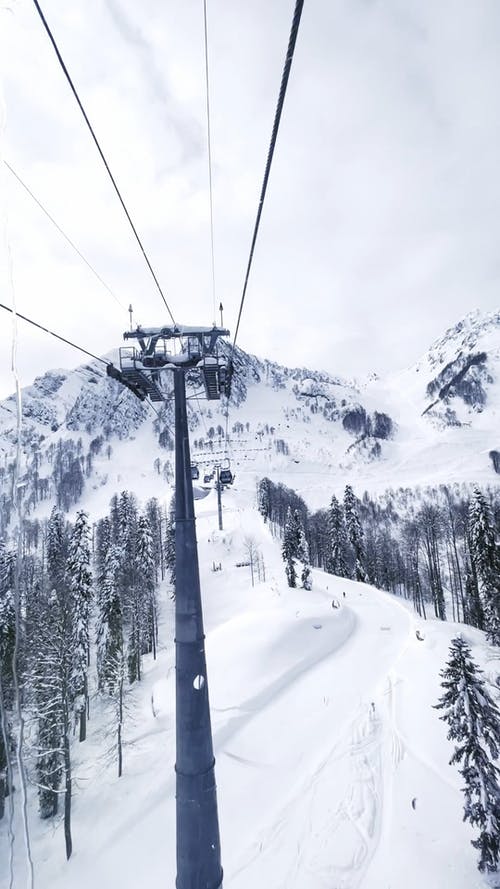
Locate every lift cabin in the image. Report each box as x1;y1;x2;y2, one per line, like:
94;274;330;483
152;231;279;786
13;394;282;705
191;463;200;480
219;467;234;486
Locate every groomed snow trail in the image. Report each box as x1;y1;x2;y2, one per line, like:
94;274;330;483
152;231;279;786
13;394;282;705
1;488;490;889
224;570;413;889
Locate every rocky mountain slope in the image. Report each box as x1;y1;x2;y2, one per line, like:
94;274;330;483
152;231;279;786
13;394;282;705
0;310;498;527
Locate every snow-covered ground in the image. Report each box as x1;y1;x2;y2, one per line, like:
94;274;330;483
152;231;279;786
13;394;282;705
2;482;496;889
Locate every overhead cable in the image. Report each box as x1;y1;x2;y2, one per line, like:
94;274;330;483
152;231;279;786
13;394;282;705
31;0;176;324
4;159;128;313
224;0;304;457
203;0;217;324
0;302;110;367
232;0;305;348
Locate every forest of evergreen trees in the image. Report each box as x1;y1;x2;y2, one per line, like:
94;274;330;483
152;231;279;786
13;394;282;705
258;475;500;872
258;477;500;635
0;491;175;858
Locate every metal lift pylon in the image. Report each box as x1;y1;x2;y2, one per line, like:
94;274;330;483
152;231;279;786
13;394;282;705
107;323;230;889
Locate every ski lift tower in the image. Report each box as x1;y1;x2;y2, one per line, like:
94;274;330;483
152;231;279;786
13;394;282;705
108;323;230;889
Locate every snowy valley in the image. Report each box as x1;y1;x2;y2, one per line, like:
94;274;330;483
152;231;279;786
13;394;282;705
0;308;499;889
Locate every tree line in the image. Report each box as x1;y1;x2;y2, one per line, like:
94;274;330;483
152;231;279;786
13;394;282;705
257;477;500;637
0;491;175;859
259;475;500;874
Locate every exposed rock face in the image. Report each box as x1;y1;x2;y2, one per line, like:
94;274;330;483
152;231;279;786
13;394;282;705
490;450;500;474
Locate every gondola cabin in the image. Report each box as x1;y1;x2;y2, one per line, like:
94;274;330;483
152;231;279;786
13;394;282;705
219;468;234;486
191;463;200;480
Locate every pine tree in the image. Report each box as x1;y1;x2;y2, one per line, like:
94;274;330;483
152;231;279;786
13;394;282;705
282;507;298;588
281;508;311;589
136;514;158;659
464;558;483;630
257;478;271;523
435;635;500;872
95;542;126;776
297;520;312;590
165;496;176;595
95;517;112;581
145;497;163;581
32;584;63;822
115;492;143;683
40;508;75;858
0;544;15;708
0;542;15;821
96;545;123;693
326;495;349;577
344;485;367;582
67;511;93;741
469;489;500;644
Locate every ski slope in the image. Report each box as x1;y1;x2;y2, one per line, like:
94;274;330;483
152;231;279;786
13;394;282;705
2;485;494;889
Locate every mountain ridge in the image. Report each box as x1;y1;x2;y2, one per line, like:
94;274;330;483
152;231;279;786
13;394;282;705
0;309;498;528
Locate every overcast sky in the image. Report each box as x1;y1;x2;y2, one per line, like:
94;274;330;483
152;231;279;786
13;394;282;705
0;0;499;399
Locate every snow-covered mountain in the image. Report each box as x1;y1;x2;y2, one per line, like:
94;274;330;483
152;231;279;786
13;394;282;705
0;309;498;523
2;311;500;889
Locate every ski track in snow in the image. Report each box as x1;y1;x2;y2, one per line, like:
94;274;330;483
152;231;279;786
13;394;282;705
229;703;387;889
2;485;493;889
299;707;384;889
226;577;413;889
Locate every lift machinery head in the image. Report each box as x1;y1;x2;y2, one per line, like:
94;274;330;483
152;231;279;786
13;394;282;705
107;323;232;402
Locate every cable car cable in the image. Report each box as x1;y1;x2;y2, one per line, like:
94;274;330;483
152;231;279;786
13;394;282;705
4;159;128;314
203;0;217;325
31;0;176;324
224;0;304;453
231;0;304;351
0;302;111;367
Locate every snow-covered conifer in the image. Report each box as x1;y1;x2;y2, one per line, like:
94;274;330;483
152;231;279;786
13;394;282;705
326;495;349;577
257;478;271;523
0;545;15;706
67;511;93;741
469;489;500;644
282;507;298;588
0;542;15;821
282;508;310;589
435;635;500;872
344;485;367;582
96;545;123;693
136;514;158;659
40;509;75;857
165;496;176;595
145;497;163;581
297;521;312;590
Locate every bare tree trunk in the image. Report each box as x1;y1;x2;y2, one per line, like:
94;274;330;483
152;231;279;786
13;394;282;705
63;715;72;860
151;602;157;661
0;775;5;821
79;704;86;743
117;675;124;778
79;672;88;742
159;517;165;581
